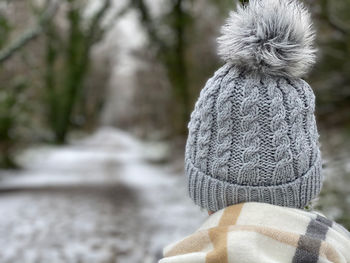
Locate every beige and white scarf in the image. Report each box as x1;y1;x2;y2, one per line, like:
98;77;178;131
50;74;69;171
160;202;350;263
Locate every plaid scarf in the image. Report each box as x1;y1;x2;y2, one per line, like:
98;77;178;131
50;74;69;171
160;203;350;263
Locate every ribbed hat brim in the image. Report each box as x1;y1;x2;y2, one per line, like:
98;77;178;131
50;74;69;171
186;154;322;211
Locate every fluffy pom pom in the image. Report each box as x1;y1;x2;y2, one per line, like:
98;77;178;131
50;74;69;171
217;0;317;78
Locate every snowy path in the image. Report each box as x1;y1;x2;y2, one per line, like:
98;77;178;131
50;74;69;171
0;128;206;263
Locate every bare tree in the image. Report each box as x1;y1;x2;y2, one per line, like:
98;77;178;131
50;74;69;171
129;0;192;135
44;0;112;144
0;0;59;168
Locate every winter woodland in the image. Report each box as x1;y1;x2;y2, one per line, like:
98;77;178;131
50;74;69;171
0;0;349;262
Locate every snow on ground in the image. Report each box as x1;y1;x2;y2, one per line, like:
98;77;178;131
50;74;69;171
0;128;206;263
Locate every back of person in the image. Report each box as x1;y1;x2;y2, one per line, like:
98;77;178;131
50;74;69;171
159;0;350;262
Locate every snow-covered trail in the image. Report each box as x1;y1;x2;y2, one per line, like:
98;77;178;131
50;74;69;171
0;128;206;263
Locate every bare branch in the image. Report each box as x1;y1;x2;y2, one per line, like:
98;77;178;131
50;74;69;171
130;0;167;51
104;3;131;32
0;0;59;63
86;0;111;44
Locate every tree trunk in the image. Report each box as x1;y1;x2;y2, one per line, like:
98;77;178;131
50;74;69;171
166;0;191;135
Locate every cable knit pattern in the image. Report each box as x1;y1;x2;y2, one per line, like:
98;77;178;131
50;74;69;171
267;79;294;184
186;65;232;164
195;93;216;172
299;79;320;165
194;67;232;172
212;68;240;180
282;79;310;177
237;78;261;185
185;64;322;211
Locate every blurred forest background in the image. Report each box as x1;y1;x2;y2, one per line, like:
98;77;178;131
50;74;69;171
0;0;349;261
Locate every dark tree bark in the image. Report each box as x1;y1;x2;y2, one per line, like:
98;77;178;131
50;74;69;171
130;0;192;135
44;0;111;144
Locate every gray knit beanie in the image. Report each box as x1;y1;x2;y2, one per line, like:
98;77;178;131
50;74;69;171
185;0;322;211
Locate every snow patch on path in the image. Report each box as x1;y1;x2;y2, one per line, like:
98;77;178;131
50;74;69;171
0;128;206;263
